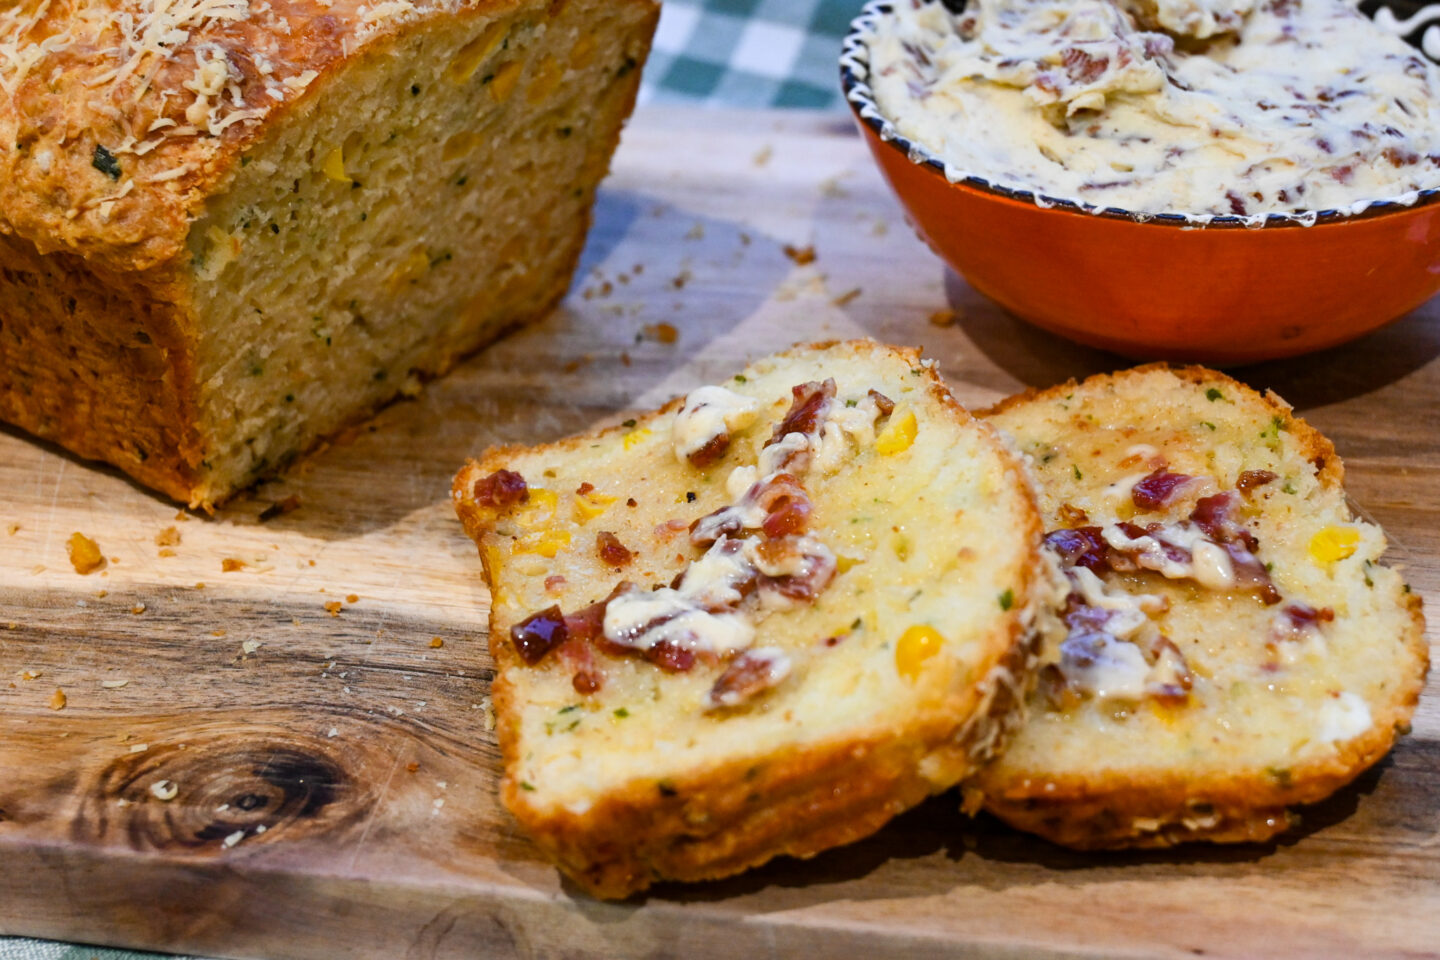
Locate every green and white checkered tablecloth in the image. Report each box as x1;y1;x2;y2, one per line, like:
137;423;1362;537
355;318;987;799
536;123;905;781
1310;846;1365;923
1;2;854;959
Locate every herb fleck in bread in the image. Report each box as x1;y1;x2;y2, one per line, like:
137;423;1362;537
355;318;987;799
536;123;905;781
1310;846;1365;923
453;341;1054;898
0;0;657;507
973;365;1427;848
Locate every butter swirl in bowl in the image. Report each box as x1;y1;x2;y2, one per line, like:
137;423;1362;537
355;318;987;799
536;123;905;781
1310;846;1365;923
842;0;1440;362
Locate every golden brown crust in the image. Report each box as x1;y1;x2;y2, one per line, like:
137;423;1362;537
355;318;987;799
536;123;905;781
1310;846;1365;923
0;0;543;270
454;339;1052;898
974;365;1428;849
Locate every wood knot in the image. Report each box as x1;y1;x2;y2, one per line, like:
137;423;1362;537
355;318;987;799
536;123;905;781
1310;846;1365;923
74;735;374;854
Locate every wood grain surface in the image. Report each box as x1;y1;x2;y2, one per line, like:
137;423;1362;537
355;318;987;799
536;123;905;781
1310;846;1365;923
1;106;1437;960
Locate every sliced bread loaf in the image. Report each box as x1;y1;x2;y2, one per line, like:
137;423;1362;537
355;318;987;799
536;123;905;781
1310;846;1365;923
0;0;657;507
453;340;1054;897
973;365;1428;848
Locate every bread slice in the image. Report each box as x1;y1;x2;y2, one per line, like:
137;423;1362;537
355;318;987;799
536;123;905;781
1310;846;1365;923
972;365;1428;848
453;340;1054;898
0;0;657;507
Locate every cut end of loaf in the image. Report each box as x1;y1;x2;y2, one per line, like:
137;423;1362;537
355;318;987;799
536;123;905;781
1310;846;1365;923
454;340;1054;897
184;0;657;505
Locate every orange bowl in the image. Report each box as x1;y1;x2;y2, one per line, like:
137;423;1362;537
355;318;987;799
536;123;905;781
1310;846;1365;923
841;6;1440;365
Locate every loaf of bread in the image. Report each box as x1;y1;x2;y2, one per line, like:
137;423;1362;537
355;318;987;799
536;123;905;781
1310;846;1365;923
453;341;1055;898
0;0;658;507
972;365;1428;848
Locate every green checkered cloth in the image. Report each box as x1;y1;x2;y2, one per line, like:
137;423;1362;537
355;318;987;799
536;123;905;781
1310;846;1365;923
0;4;855;960
644;0;855;109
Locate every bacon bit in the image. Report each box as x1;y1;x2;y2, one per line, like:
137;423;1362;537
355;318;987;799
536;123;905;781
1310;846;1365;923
1044;526;1109;572
544;575;568;594
258;494;302;522
572;669;602;694
646;640;695;673
643;322;679;344
597;531;634;567
473;469;529;508
686;431;731;468
707;649;790;709
67;532;105;575
1225;191;1247;215
626;498;638;508
576;482;595;496
1190;492;1258;552
222;558;247;572
511;606;568;665
868;389;896;417
323;601;342;616
1131;469;1195;511
1281;601;1334;631
756;537;837;603
769;379;836;445
653;518;690;540
783;244;816;265
1062;47;1108;84
1383;146;1421;167
1057;503;1090;526
1237;470;1278;494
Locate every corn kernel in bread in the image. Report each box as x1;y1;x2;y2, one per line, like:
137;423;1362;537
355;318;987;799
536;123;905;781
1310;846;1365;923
973;365;1427;848
453;341;1053;898
0;0;657;507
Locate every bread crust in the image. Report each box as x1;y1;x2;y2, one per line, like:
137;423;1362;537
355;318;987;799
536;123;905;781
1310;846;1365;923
974;364;1428;848
455;340;1052;897
0;0;658;507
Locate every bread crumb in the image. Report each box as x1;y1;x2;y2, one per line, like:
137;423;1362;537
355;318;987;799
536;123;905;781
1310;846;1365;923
783;244;816;265
101;679;130;689
48;688;67;710
175;511;190;522
17;669;41;681
406;761;421;773
753;145;772;167
480;695;496;731
222;558;246;572
67;532;105;574
158;548;177;558
832;287;862;307
241;639;261;655
6;522;18;536
345;593;360;604
212;629;226;637
324;601;343;616
155;526;181;547
430;637;444;648
95;590;107;598
129;743;149;753
150;780;179;801
131;603;146;615
222;830;245;848
928;308;959;327
196;582;206;589
685;222;705;240
643;322;678;344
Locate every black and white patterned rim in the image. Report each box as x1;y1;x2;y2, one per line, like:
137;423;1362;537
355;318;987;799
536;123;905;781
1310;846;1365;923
840;0;1440;228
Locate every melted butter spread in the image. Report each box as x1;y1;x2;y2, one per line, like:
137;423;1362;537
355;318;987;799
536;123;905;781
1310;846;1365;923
869;0;1440;217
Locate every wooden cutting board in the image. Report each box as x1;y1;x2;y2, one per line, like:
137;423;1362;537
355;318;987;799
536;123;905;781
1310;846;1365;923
1;106;1437;960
